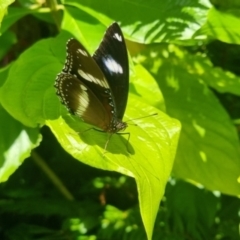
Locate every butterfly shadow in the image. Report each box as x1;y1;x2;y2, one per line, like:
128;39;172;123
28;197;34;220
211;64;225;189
64;116;135;155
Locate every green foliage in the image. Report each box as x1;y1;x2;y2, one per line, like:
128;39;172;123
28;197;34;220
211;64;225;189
197;8;240;43
135;44;240;195
0;0;240;239
0;104;41;182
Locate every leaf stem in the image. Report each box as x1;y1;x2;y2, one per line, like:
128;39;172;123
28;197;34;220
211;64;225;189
31;150;75;201
45;0;62;32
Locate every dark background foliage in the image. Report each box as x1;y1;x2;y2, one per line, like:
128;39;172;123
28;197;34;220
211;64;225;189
0;0;240;239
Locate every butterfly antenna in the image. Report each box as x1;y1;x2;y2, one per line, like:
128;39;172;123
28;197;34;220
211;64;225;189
126;113;158;123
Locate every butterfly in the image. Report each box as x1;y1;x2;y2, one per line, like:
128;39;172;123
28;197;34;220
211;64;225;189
54;22;129;149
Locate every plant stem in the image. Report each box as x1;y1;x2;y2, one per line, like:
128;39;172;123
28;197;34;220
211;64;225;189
31;150;75;201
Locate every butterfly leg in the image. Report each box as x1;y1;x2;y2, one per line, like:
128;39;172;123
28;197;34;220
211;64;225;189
69;127;94;137
104;132;132;154
104;133;113;154
91;128;112;153
80;127;95;134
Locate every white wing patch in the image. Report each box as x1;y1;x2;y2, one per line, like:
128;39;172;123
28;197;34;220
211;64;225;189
78;69;109;88
104;58;123;74
76;84;89;115
113;33;122;42
77;48;88;57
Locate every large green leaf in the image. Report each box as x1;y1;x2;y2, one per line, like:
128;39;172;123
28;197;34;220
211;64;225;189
147;44;240;96
0;105;41;182
130;64;166;112
47;95;180;240
166;181;218;238
0;65;42;182
0;0;14;28
0;38;61;127
63;0;211;44
180;52;240;96
138;44;240;195
1;7;37;33
197;8;240;44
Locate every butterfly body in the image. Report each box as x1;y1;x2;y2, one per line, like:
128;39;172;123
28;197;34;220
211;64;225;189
55;22;129;136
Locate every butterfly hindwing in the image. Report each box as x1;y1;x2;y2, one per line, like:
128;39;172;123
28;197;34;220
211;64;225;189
55;72;112;129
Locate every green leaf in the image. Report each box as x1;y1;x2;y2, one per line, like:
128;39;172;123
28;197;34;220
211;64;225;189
62;6;108;53
0;38;62;127
0;64;40;184
47;95;181;240
0;0;14;28
131;64;166;112
0;30;17;61
64;0;210;44
197;8;240;44
210;0;240;9
0;105;41;182
149;44;240;96
1;7;36;33
179;52;240;96
166;181;218;238
0;63;11;87
138;44;240;195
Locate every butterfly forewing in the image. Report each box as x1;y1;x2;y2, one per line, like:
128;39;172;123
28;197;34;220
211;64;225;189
93;22;129;120
63;39;110;90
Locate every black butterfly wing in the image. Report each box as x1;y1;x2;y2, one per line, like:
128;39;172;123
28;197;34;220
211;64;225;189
55;73;110;129
63;38;110;91
55;39;115;130
93;22;129;120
